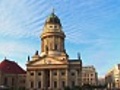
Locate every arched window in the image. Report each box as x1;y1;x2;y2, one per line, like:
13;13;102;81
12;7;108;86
55;44;57;50
46;45;48;51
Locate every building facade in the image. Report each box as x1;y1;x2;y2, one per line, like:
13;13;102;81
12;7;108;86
0;59;26;90
82;66;98;86
98;77;105;86
26;11;82;90
105;64;120;89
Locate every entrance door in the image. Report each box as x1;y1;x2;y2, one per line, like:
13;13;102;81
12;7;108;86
44;69;50;89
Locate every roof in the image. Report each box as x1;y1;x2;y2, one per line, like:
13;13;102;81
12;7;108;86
0;59;26;74
82;66;96;71
45;12;61;26
69;59;82;65
118;64;120;69
69;59;80;62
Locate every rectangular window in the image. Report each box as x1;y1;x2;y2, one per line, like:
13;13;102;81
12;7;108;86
53;72;57;76
71;72;75;76
49;25;53;28
45;70;50;87
62;81;65;87
53;70;57;76
72;81;75;86
12;78;14;86
76;69;79;75
20;80;25;84
84;78;86;81
38;72;41;76
87;78;89;81
38;81;41;88
4;77;8;85
31;81;34;88
54;25;57;28
61;72;65;76
91;74;93;76
54;81;57;88
91;78;93;81
30;72;34;76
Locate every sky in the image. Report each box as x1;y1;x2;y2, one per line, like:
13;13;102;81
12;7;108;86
0;0;120;77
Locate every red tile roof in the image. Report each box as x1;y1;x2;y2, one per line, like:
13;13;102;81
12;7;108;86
0;59;26;74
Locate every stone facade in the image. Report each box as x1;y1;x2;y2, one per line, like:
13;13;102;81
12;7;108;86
82;66;98;86
0;59;26;90
26;11;82;90
98;77;105;86
105;64;120;89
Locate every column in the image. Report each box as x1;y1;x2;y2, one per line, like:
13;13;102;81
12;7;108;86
34;71;37;89
53;36;55;50
66;69;69;86
75;70;78;86
26;72;29;89
80;70;82;86
50;69;53;89
41;70;44;89
41;39;43;52
57;69;60;89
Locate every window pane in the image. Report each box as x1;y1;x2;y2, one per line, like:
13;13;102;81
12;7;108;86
4;77;8;85
38;81;41;88
62;81;65;87
31;81;34;88
54;81;57;88
30;73;34;76
38;72;41;76
71;72;75;76
12;78;14;86
72;81;75;86
61;72;65;76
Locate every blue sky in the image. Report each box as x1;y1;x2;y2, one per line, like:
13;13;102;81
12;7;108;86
0;0;120;77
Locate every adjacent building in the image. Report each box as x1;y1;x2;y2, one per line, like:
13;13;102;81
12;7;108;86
105;64;120;89
26;11;82;90
98;77;105;86
0;58;26;90
82;66;98;86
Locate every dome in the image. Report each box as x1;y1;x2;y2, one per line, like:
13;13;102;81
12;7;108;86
45;12;61;26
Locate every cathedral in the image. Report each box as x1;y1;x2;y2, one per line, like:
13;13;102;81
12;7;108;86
26;11;82;90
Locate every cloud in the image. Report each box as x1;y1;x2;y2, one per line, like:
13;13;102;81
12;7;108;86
0;0;119;43
0;41;35;58
0;39;40;69
81;38;120;77
0;0;120;76
0;0;52;39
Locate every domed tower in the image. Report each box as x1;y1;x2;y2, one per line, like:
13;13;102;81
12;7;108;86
40;11;68;59
26;11;82;90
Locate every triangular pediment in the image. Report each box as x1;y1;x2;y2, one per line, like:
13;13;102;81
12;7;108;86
29;57;67;66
